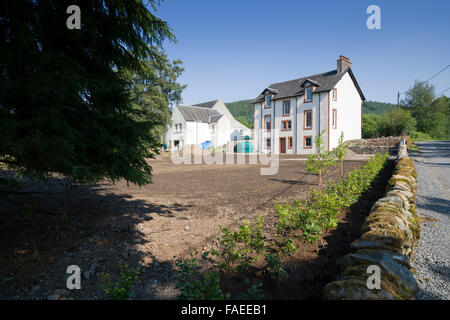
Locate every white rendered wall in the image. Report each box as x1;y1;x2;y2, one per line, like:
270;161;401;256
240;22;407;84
295;90;321;154
167;106;187;150
328;72;362;150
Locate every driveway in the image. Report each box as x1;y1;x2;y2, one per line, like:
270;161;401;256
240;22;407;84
410;141;450;300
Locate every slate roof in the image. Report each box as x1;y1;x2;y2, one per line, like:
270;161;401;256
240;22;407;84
192;100;218;109
177;105;223;123
252;68;365;103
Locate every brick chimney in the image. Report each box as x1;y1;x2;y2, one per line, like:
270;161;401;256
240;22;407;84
337;55;352;73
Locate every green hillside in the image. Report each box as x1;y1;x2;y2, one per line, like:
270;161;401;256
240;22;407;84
225;99;397;127
225;99;254;128
363;101;396;115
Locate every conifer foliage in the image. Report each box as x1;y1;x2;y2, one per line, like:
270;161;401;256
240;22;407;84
0;0;183;185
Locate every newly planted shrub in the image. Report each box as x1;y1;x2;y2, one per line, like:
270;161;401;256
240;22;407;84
264;252;288;281
175;253;229;300
235;279;265;300
100;264;140;300
207;217;265;273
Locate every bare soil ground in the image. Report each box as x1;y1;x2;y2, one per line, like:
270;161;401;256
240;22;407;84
0;155;393;299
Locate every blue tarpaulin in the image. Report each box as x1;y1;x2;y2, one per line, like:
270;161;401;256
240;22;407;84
199;141;214;150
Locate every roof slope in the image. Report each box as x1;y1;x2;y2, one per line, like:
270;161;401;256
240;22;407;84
177;105;223;123
252;69;365;102
192;100;218;109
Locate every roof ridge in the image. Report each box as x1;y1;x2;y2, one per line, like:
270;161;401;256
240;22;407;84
178;104;219;111
269;69;337;86
192;99;219;106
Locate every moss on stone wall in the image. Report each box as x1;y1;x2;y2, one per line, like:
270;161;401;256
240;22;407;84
323;142;420;300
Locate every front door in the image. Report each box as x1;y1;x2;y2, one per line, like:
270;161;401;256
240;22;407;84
279;137;286;154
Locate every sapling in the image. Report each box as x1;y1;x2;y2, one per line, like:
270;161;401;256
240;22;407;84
334;131;348;178
305;130;336;186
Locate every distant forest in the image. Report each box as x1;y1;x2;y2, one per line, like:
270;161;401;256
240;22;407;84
225;99;397;128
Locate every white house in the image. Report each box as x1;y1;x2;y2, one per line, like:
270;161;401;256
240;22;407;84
252;56;365;154
166;99;252;151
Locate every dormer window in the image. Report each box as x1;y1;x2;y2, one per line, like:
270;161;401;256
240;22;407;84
265;95;271;108
304;87;312;102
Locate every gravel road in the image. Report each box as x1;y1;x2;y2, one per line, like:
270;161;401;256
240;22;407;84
410;141;450;300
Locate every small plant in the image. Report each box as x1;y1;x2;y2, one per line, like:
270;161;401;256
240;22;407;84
175;252;229;300
235;279;265;300
206;217;265;273
334;131;348;178
99;264;140;300
306;130;336;186
264;252;288;281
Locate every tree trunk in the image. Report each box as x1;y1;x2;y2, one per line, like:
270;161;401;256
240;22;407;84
318;170;322;186
340;161;344;178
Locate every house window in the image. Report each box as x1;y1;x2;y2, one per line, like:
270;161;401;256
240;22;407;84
283;100;290;115
175;123;182;133
304;136;312;149
332;88;337;101
332;109;337;129
265;95;271;108
281;120;292;131
288;137;293;149
264;115;271;131
304;110;312;129
266;138;271;149
304;87;312;102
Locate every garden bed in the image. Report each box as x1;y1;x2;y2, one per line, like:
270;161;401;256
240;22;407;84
177;154;396;300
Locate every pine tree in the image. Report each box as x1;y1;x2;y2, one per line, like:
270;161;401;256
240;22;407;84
0;0;183;186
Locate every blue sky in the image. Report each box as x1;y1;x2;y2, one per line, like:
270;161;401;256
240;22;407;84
153;0;450;105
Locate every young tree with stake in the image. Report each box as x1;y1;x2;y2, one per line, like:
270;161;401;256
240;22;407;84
305;130;336;186
334;131;348;178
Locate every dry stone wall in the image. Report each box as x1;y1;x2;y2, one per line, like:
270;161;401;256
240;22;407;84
323;140;420;299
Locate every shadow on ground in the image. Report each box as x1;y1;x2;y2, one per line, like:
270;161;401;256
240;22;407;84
417;196;450;216
0;171;192;299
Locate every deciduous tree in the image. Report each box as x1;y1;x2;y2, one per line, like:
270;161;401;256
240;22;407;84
305;130;336;186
